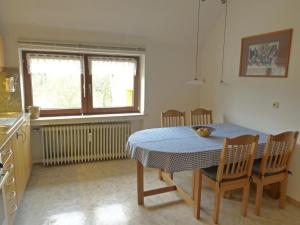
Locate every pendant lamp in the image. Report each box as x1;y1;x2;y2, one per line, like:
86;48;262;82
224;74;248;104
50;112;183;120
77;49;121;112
187;0;205;85
219;0;229;85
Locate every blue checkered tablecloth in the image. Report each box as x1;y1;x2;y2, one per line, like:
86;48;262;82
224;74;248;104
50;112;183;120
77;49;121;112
126;123;268;173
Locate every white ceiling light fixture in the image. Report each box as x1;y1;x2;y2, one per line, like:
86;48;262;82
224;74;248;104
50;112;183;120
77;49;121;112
187;0;205;85
219;0;229;85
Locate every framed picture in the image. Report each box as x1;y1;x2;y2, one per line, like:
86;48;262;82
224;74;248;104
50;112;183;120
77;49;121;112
239;29;293;78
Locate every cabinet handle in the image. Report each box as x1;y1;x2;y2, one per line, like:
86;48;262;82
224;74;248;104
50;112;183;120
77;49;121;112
9;204;18;215
17;130;26;142
5;177;15;186
7;191;16;201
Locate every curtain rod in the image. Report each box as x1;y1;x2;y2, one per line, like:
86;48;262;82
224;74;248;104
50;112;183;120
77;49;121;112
18;40;146;52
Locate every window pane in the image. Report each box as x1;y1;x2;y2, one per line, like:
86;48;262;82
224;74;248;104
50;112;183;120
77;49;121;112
90;57;136;108
28;55;82;109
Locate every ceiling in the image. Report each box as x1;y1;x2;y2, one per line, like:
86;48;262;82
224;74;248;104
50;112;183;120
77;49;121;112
0;0;224;45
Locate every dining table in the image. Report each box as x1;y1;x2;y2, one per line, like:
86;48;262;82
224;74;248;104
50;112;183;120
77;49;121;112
126;123;268;219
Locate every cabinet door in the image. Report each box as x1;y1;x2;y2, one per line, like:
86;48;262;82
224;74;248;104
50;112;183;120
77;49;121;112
14;132;25;205
20;120;32;184
14;120;32;204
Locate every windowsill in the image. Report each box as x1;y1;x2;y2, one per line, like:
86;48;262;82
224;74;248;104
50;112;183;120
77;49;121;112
30;113;146;126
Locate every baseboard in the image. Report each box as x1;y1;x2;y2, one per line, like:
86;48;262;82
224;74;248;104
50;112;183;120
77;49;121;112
287;195;300;208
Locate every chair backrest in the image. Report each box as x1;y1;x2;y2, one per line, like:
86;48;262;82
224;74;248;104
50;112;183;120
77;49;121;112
161;110;186;127
216;135;259;182
190;108;213;125
259;131;299;175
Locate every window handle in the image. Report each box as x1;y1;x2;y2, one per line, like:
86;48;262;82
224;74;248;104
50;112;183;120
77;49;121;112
88;84;92;94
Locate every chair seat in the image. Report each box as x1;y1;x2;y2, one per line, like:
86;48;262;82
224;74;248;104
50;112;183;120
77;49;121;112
252;159;262;175
202;165;247;181
252;159;286;176
202;165;219;181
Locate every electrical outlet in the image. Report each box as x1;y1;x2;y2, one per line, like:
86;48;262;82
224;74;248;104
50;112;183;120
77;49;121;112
272;101;279;109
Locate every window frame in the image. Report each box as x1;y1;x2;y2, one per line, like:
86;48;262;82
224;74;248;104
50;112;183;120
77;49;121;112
83;54;140;115
22;50;141;116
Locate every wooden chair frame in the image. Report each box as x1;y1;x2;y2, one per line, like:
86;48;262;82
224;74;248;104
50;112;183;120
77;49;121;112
252;131;299;216
161;109;186;127
159;109;186;180
202;135;259;224
190;108;213;126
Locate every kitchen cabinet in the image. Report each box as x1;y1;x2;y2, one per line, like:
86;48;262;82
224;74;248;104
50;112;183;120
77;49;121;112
1;117;32;225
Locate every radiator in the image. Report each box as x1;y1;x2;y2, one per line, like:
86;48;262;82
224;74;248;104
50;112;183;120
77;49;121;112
41;122;131;165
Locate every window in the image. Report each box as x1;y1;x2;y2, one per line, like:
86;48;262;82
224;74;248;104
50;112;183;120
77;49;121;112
86;56;139;114
22;51;140;116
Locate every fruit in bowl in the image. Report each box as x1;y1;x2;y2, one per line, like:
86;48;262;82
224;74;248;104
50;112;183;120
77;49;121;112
197;128;210;137
193;126;215;137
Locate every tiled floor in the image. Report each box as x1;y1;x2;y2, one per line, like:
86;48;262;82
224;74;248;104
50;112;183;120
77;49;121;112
15;160;300;225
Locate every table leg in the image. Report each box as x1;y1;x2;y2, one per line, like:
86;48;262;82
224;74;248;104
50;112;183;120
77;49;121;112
192;172;195;200
137;160;144;205
193;169;202;219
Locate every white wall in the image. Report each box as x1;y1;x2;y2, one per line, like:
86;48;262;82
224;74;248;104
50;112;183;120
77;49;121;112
200;0;300;201
0;0;223;128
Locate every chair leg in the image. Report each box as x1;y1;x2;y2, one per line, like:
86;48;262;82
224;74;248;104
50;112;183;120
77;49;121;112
255;182;263;216
242;181;250;217
158;169;163;180
170;172;174;180
279;175;288;209
213;186;222;224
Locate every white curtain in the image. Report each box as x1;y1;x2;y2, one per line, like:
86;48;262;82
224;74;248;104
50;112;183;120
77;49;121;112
89;57;137;77
27;54;83;76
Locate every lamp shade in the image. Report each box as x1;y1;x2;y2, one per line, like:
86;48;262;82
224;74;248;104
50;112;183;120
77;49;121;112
186;77;204;85
0;36;4;70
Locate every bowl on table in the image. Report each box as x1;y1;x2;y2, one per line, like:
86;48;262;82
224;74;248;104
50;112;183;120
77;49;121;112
193;126;215;137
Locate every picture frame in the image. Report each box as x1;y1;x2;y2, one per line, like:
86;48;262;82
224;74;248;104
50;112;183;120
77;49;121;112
239;29;293;78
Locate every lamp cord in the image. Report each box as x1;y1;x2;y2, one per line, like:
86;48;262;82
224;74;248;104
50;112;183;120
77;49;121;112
220;0;228;82
195;0;201;78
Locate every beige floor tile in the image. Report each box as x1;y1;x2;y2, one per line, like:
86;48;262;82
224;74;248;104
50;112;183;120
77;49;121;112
15;160;300;225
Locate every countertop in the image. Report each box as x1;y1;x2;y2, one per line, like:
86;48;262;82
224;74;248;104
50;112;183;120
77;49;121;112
0;113;30;150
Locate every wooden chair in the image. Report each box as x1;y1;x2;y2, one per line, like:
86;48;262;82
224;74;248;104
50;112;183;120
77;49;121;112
159;110;185;180
190;108;213;125
252;131;299;216
202;135;259;224
190;108;212;201
161;109;186;127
